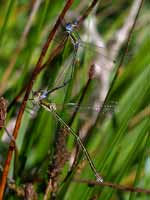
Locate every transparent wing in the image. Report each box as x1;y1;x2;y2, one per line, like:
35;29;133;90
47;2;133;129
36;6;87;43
53;52;75;87
55;101;117;115
79;40;116;63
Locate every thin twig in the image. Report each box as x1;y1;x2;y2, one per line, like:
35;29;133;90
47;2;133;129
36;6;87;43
77;0;99;24
74;178;150;194
0;0;74;198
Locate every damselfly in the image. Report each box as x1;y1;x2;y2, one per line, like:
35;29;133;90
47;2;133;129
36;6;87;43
30;84;104;182
64;20;113;61
54;20;117;83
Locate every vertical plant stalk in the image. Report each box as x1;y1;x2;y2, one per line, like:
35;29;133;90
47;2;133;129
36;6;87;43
77;0;99;24
0;0;74;198
0;0;42;95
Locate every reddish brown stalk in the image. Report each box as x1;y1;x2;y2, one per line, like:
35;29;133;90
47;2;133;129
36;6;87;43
77;0;99;24
74;178;150;194
36;37;67;74
7;39;67;112
0;0;74;198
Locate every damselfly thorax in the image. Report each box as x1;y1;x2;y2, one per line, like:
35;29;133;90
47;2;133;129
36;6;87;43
32;90;57;112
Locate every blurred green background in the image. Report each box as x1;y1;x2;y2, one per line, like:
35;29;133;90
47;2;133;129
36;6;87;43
0;0;150;199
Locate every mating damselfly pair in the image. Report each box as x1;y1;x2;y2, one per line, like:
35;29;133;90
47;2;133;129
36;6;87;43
27;20;120;182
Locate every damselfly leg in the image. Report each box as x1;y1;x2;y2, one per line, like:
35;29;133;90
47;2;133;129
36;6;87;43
30;85;104;182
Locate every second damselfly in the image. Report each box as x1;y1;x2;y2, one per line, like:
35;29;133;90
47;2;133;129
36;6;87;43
30;83;108;182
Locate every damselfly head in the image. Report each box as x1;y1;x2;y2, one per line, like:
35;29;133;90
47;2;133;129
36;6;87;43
32;90;47;103
65;21;77;33
65;22;73;33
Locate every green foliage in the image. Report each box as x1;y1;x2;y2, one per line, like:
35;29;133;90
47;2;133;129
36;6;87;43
0;0;150;199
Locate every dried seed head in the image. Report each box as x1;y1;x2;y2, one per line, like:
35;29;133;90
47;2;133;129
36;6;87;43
0;97;8;128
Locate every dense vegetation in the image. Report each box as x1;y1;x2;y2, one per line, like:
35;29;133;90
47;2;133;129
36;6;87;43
0;0;150;199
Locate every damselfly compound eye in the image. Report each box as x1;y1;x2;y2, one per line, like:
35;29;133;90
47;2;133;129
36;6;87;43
65;23;73;33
